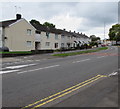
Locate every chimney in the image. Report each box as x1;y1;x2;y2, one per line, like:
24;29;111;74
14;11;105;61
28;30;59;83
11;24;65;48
69;30;71;32
16;14;21;20
74;31;76;33
63;28;66;31
78;32;79;34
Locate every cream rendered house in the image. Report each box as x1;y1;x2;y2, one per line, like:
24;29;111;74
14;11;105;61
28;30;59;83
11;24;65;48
0;27;2;47
34;25;62;50
0;14;36;51
34;25;91;50
32;20;91;50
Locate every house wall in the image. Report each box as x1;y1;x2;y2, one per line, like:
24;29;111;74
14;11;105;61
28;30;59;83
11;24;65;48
0;27;2;47
39;32;61;50
35;31;91;50
4;19;35;51
60;34;67;48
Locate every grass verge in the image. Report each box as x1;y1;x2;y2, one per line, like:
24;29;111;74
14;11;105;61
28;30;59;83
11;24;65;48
0;51;32;54
52;47;108;57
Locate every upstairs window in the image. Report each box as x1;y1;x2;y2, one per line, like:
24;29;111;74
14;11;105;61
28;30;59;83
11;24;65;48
68;36;70;39
27;29;32;35
61;34;65;39
46;32;50;39
55;34;58;40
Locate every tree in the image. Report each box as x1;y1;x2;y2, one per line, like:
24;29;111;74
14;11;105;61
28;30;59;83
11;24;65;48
90;35;100;42
30;19;41;27
43;22;55;28
108;24;120;44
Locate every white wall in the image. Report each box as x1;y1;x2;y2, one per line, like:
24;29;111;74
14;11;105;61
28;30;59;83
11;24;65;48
0;27;2;47
35;33;41;42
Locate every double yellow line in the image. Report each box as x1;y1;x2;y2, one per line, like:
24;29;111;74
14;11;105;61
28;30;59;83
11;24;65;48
21;75;107;109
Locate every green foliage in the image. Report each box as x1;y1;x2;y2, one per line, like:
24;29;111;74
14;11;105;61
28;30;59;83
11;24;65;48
53;47;108;57
89;41;98;47
90;35;100;42
108;24;120;42
30;20;56;29
43;22;55;28
30;19;41;27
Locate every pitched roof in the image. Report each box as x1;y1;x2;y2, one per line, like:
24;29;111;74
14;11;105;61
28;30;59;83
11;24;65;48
0;19;18;27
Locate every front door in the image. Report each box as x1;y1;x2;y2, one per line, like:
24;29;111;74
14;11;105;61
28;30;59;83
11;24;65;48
35;42;41;50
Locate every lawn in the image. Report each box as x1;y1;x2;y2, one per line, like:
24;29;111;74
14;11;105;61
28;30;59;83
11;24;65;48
0;51;32;54
53;47;108;57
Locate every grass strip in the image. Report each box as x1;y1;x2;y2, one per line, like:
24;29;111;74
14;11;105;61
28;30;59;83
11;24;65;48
0;51;32;54
53;47;108;57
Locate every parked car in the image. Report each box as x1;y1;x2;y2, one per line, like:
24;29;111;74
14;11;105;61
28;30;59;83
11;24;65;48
101;44;106;47
0;47;9;52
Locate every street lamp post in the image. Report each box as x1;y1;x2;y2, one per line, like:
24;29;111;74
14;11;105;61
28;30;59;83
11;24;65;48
104;21;106;45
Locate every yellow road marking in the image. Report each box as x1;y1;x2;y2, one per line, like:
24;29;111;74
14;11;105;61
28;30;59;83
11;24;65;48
32;76;103;108
21;75;107;109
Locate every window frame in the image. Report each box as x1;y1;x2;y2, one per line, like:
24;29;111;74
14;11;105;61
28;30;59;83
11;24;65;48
26;41;32;47
27;29;32;35
45;42;50;46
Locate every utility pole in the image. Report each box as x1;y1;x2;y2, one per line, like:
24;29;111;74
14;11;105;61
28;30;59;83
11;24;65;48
104;21;106;45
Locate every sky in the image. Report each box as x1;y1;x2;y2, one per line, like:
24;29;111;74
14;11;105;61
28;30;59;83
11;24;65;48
0;0;119;39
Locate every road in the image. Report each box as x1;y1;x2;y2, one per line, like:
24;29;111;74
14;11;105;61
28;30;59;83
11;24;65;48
1;46;119;108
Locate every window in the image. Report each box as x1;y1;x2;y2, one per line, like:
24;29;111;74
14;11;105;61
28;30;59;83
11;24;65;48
61;35;64;39
68;36;70;39
27;29;32;35
46;32;50;39
46;42;50;46
61;43;64;47
55;34;58;40
27;41;32;47
55;43;58;48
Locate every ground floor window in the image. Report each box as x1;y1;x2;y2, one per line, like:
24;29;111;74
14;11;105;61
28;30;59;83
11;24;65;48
55;43;58;48
67;43;70;48
61;43;64;47
45;42;50;46
27;41;32;47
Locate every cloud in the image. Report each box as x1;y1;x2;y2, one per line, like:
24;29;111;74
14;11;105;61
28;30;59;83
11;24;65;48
1;1;118;39
42;13;83;32
71;2;118;26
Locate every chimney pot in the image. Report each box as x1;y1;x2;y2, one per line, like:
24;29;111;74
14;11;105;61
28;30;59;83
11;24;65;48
16;14;21;20
63;28;66;31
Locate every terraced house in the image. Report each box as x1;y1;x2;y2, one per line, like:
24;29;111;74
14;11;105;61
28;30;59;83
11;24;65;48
0;14;36;51
33;24;91;50
0;14;91;51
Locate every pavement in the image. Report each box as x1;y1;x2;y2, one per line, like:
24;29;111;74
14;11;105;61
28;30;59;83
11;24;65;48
1;46;119;108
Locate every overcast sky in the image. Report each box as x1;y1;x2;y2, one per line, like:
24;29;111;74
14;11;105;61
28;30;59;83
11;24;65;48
0;0;119;39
